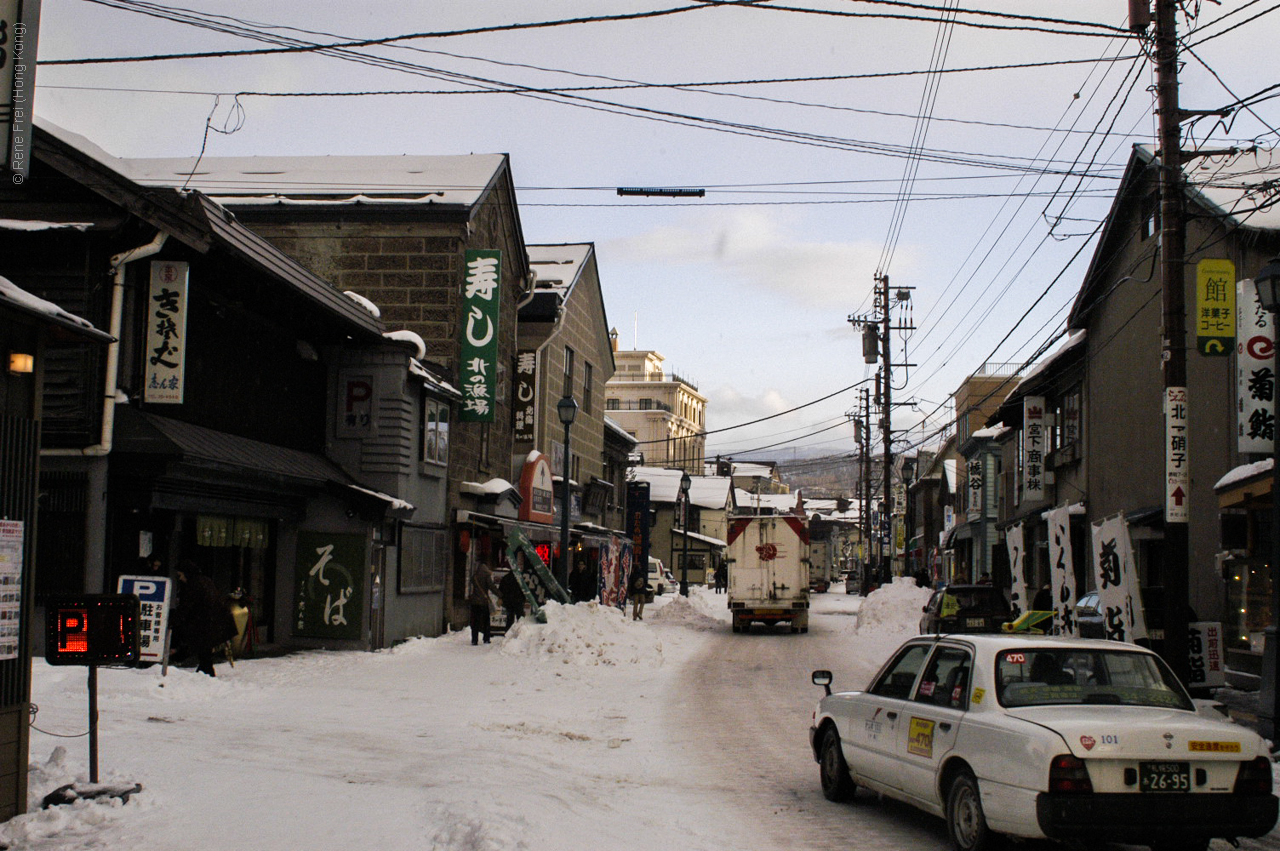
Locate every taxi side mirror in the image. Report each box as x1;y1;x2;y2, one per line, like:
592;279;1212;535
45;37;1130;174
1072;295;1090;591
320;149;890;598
812;669;833;696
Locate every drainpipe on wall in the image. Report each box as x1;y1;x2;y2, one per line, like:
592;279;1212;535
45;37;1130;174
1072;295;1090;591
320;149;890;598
44;231;169;457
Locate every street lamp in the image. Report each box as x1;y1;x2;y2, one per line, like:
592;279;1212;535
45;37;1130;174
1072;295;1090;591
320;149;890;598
679;471;692;596
557;395;578;592
1254;256;1280;738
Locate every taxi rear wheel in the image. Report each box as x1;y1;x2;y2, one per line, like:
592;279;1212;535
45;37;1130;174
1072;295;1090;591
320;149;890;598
946;770;996;851
818;727;856;802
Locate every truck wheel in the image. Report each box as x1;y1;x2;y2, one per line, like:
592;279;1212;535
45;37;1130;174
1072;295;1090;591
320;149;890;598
819;727;856;802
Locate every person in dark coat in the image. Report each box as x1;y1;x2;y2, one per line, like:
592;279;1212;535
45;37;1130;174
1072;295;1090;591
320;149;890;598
569;559;597;603
173;560;238;677
498;568;525;630
468;559;499;645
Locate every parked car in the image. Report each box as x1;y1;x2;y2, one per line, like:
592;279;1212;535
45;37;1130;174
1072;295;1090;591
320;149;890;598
1075;590;1104;638
810;577;830;594
843;572;859;595
810;634;1278;851
920;584;1011;634
647;557;675;596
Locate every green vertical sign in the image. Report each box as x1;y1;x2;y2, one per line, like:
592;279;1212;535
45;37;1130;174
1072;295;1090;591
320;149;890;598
1196;258;1235;356
294;531;365;640
460;249;501;422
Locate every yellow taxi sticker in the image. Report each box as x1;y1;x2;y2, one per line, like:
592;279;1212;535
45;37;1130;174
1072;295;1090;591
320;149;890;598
908;717;936;758
971;687;985;704
1189;740;1241;753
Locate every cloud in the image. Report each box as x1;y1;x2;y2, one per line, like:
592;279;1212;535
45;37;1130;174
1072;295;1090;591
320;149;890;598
605;209;885;307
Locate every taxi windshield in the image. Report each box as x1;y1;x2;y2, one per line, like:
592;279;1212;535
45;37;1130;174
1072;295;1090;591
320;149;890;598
995;647;1193;711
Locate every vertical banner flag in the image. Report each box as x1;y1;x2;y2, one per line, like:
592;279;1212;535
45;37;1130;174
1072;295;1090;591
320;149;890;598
0;0;39;180
1237;277;1275;454
1005;522;1028;620
967;457;982;521
625;481;651;597
513;349;536;442
1090;512;1148;644
1022;396;1046;504
1165;387;1189;523
460;249;500;422
1195;259;1236;356
144;260;189;404
1047;505;1076;635
1187;622;1225;688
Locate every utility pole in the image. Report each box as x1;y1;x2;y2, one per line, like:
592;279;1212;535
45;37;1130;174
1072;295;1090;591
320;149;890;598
851;274;914;578
1154;0;1190;684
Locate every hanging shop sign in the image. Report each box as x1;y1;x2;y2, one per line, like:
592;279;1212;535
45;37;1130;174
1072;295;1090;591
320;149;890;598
337;371;374;437
1165;386;1189;524
1021;396;1046;504
966;457;982;521
294;531;365;641
1195;259;1235;356
143;260;189;404
1047;504;1076;636
513;349;536;442
0;0;38;181
1089;512;1147;644
626;481;651;579
518;451;555;524
460;249;500;422
1236;277;1274;454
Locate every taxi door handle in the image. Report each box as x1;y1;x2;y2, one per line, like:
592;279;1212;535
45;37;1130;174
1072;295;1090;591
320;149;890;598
939;722;952;733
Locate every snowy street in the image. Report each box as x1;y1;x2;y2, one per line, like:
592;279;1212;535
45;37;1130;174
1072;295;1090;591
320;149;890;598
4;581;1280;851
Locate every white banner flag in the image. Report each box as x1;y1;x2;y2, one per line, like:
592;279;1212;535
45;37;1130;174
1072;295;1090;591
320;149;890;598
1237;278;1275;454
1090;513;1148;644
1047;505;1076;636
1005;523;1028;620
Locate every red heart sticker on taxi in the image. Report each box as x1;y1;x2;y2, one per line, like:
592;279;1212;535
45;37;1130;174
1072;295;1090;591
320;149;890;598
1080;736;1096;750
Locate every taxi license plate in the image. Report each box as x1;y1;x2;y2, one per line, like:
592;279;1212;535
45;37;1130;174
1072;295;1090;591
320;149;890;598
1139;761;1190;792
965;617;986;628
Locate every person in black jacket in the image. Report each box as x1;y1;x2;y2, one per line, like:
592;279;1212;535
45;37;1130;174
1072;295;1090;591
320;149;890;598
173;560;238;676
498;568;525;630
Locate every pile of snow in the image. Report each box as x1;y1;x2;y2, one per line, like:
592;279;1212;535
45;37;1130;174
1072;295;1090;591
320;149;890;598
855;576;933;636
500;601;665;667
647;593;728;631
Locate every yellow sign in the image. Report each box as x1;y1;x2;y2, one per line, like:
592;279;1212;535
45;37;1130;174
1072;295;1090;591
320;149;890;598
1188;740;1241;753
1196;259;1236;356
907;717;936;758
971;687;985;705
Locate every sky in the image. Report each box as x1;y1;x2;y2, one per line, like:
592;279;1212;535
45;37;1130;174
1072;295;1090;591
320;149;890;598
0;584;936;851
30;0;1280;462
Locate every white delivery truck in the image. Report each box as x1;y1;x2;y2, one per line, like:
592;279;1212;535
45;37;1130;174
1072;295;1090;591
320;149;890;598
726;513;810;633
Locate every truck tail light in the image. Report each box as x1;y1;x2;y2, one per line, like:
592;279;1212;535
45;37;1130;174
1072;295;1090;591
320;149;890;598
1048;754;1092;793
1234;757;1272;795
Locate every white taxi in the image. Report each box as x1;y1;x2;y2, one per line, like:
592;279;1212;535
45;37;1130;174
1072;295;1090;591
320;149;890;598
809;634;1277;851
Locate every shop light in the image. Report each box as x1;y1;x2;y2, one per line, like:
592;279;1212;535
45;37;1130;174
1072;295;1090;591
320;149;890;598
8;352;33;374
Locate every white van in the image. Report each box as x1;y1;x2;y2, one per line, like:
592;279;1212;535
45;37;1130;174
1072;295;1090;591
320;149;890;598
647;556;675;595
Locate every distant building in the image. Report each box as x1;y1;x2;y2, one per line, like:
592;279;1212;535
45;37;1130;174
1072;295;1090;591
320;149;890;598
605;337;706;473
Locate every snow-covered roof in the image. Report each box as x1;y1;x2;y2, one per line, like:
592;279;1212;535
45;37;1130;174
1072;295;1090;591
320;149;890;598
0;274;112;341
1006;330;1086;401
345;484;415;514
687;476;732;510
1215;458;1274;492
409;359;461;399
731;462;775;478
733;489;802;514
604;416;636;446
384;329;426;359
461;478;518;497
124;153;508;209
527;244;591;301
970;424;1012;440
0;219;92;232
630;467;688;503
674;528;728;548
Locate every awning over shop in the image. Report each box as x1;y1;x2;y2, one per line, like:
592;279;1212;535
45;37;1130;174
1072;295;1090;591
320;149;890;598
455;510;560;542
1215;459;1274;508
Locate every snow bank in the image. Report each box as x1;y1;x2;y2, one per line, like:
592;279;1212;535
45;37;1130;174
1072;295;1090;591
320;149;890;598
855;576;932;636
648;593;727;631
500;601;665;667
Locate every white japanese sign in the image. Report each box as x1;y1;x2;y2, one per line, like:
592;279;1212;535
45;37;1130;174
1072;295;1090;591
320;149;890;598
1005;522;1028;619
116;575;172;664
1089;512;1147;644
1236;278;1274;454
966;457;982;521
1022;396;1046;504
1047;505;1076;636
144;260;189;404
1187;621;1225;688
0;519;22;660
1165;386;1189;523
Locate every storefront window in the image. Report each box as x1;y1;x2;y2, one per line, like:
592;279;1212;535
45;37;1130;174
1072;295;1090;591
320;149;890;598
421;396;450;465
1224;557;1273;650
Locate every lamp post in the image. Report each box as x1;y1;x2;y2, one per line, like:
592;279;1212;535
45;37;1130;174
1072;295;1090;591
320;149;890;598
679;471;692;597
1254;256;1280;738
557;395;578;592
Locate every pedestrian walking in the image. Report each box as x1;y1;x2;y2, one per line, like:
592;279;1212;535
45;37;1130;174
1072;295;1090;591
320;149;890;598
498;567;525;630
629;569;647;621
172;560;238;677
713;564;727;594
468;558;499;645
